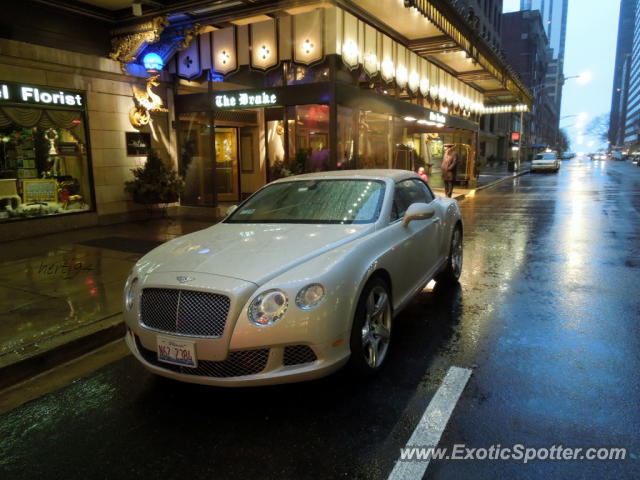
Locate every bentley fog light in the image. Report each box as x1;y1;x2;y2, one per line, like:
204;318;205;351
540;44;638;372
295;284;326;310
125;277;138;310
249;289;288;326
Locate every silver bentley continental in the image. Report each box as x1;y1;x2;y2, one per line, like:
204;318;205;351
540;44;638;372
123;170;463;386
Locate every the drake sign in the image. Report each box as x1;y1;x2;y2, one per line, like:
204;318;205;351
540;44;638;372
429;111;447;124
215;91;277;109
0;83;84;108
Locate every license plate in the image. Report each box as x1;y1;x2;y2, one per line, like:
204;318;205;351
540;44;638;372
157;336;197;368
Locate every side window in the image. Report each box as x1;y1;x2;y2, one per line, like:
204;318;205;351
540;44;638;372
412;179;435;203
392;179;432;221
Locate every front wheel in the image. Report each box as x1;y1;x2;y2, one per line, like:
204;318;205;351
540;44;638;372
348;277;392;377
435;225;463;285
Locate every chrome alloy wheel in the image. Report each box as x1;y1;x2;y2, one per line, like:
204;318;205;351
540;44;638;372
451;228;463;279
360;286;392;369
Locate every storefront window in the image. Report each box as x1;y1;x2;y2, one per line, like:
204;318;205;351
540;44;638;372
0;106;92;222
284;104;330;176
179;112;214;206
337;106;355;169
267;117;287;178
358;111;391;169
286;63;330;85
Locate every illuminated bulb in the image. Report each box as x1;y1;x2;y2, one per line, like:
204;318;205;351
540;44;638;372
219;50;230;65
396;65;408;85
259;45;270;60
381;57;394;78
302;38;314;55
420;77;430;95
342;40;359;66
409;71;419;91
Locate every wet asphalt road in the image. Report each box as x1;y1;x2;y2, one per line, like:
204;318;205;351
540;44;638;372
1;157;639;479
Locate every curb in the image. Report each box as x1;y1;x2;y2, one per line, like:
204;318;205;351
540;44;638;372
0;320;125;391
458;169;530;201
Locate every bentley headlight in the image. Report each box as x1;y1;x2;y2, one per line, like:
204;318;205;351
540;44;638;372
248;289;288;326
295;284;326;310
125;277;138;310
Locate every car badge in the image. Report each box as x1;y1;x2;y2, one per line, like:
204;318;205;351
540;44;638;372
176;276;194;283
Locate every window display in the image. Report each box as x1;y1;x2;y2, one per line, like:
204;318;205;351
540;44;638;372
0;106;92;221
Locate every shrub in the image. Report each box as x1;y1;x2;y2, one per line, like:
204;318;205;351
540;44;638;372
124;149;184;205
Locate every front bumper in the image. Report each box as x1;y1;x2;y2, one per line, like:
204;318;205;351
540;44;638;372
125;328;350;386
531;162;559;171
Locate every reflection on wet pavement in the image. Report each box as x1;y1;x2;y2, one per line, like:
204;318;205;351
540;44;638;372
0;219;212;368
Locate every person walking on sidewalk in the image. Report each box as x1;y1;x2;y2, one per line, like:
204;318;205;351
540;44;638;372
441;144;457;198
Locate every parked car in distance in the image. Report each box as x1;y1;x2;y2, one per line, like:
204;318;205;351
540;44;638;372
123;170;464;386
531;152;560;172
611;151;625;161
561;152;575;160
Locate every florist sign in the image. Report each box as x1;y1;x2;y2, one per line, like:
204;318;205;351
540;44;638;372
0;82;84;108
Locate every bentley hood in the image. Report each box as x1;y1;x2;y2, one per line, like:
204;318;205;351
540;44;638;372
136;222;373;285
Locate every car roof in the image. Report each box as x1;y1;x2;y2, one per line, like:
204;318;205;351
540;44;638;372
271;169;418;183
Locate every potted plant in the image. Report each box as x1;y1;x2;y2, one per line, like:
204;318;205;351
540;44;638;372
124;148;184;215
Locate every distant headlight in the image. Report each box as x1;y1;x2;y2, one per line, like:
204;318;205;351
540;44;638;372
125;277;138;310
295;284;326;310
248;289;288;326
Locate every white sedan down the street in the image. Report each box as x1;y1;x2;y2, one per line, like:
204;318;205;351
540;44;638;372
123;170;463;386
531;152;561;172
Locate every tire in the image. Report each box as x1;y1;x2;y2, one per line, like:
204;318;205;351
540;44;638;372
435;225;463;285
348;277;392;377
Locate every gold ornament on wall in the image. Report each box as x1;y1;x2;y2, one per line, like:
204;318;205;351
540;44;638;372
110;16;169;70
129;75;167;128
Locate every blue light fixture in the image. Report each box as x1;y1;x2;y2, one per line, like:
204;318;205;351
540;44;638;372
143;52;164;72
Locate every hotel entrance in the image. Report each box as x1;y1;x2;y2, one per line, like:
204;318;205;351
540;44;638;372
178;109;260;206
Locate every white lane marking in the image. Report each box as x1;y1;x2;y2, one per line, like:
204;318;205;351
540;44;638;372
387;366;473;480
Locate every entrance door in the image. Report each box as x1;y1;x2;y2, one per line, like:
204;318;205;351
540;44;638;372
214;127;239;202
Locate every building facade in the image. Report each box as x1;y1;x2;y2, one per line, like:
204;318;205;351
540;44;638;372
502;9;556;156
609;0;639;148
520;0;568;147
0;0;531;240
451;0;517;165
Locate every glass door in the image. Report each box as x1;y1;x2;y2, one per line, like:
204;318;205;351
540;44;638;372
214;127;239;202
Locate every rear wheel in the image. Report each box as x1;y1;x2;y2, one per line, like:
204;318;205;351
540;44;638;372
435;225;463;284
348;277;392;377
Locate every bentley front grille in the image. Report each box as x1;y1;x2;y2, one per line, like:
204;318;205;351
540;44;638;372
140;288;231;337
135;336;269;378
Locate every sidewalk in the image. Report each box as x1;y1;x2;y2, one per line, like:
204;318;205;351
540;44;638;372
430;161;530;200
0;166;529;391
0;217;213;389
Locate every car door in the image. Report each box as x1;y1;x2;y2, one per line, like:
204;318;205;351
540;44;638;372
385;179;441;305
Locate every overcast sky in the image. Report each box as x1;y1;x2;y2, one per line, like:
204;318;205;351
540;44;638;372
503;0;620;152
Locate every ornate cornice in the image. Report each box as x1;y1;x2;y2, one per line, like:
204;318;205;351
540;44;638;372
110;16;169;66
179;24;204;51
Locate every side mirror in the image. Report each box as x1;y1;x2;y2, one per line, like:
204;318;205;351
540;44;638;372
226;205;238;216
402;202;435;227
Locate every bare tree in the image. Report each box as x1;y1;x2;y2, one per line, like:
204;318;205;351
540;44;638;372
585;114;610;143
